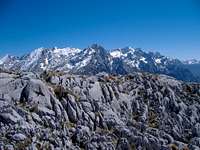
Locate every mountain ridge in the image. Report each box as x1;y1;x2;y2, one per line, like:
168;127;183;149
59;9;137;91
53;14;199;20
0;44;199;82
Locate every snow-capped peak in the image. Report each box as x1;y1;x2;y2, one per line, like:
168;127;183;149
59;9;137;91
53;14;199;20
0;44;198;82
123;46;135;52
110;50;123;58
29;47;44;60
0;55;9;64
53;47;81;56
110;46;136;58
0;55;16;65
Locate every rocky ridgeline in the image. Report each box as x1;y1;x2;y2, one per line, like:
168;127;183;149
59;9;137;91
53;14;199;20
0;44;199;82
0;70;200;150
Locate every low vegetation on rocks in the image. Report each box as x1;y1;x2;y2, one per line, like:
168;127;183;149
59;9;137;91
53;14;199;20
0;70;200;149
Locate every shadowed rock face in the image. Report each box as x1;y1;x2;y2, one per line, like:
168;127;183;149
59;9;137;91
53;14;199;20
0;70;200;150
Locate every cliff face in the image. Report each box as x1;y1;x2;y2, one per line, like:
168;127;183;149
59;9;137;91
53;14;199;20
0;70;200;150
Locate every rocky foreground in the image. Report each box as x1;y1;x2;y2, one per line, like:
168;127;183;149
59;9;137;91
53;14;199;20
0;70;200;150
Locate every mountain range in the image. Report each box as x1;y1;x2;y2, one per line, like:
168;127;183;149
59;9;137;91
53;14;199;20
0;44;199;82
1;45;200;149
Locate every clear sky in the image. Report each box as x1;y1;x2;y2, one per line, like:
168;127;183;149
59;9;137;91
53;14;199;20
0;0;200;60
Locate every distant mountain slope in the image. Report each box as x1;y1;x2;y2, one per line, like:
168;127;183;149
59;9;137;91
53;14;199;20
0;44;199;82
183;59;200;65
182;59;200;78
182;64;200;77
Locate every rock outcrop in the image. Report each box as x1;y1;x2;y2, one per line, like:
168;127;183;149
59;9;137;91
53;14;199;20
0;70;200;149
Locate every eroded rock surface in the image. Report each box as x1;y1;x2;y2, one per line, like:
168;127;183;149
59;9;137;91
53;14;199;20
0;70;200;149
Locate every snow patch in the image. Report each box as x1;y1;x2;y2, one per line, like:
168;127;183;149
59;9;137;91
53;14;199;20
22;48;44;70
53;47;81;56
0;59;3;65
88;48;95;55
155;58;161;64
30;48;44;60
110;51;122;58
75;56;92;69
80;57;91;68
40;58;49;70
44;58;49;65
127;47;135;52
140;57;147;63
126;60;140;69
66;63;74;69
110;50;127;58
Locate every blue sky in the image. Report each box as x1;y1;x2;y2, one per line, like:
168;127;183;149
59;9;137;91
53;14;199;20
0;0;200;60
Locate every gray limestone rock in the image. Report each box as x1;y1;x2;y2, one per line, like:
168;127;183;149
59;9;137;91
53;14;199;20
0;71;199;149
